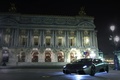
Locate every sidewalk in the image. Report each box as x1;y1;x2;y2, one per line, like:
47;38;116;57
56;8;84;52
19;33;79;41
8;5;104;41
0;62;67;69
0;65;64;69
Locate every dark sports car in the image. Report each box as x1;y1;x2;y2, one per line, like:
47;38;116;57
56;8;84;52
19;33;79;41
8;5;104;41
63;58;109;76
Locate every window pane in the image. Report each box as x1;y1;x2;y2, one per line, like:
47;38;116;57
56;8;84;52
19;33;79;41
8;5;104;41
69;37;75;46
58;38;62;46
46;36;51;46
84;36;90;46
20;36;27;46
34;36;38;45
4;34;10;44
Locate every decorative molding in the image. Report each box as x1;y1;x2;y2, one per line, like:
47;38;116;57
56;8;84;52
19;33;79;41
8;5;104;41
6;28;11;33
0;14;95;29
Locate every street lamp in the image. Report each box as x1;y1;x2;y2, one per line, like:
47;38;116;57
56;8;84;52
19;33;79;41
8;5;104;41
109;25;119;47
109;25;120;70
109;25;115;41
114;35;120;46
110;25;115;32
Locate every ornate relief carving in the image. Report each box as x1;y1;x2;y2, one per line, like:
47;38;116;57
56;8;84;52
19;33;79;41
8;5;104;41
58;30;63;35
84;30;89;36
43;18;53;24
1;18;18;25
55;18;66;24
78;7;86;16
34;29;39;35
20;17;31;23
9;3;17;13
70;31;75;35
6;28;11;33
20;29;26;35
46;30;51;35
77;21;95;28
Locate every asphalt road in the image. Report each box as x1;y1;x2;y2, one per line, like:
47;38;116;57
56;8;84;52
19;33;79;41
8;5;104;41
0;68;120;80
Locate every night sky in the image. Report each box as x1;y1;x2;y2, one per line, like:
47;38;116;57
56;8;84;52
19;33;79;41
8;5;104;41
0;0;120;58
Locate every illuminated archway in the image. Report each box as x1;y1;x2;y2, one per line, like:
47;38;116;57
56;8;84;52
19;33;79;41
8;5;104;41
70;51;77;62
31;51;39;62
58;51;64;62
45;52;51;62
18;51;25;62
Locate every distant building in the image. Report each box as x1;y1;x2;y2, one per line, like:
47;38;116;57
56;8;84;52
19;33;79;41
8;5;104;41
0;8;99;65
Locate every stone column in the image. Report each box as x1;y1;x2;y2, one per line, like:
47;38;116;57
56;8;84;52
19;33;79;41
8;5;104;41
29;29;32;47
79;30;82;47
64;31;67;47
13;29;16;47
52;30;54;47
11;29;14;46
27;29;29;47
1;29;4;46
31;30;34;47
66;31;69;48
54;31;56;47
41;30;45;46
92;31;95;47
38;30;41;47
0;29;3;62
40;31;42;46
90;31;93;47
0;29;3;46
14;29;19;47
94;31;98;48
81;31;84;47
76;30;80;47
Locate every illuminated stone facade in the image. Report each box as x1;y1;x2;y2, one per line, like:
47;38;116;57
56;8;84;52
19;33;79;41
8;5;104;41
0;13;99;65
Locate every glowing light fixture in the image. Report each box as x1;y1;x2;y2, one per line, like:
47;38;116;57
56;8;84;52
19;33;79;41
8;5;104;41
114;35;119;42
90;51;96;58
110;25;115;32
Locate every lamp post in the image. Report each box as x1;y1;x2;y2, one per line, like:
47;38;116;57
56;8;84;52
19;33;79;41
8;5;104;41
114;35;120;47
110;25;120;70
110;25;115;32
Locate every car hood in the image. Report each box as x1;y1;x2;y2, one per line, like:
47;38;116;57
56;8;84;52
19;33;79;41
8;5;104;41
65;63;92;69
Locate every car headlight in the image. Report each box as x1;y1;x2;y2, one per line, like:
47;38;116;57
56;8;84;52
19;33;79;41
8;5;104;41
63;65;66;68
83;65;87;69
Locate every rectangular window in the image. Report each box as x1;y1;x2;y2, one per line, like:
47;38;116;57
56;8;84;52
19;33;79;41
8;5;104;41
4;34;10;44
22;37;27;45
84;36;90;46
58;37;62;46
69;37;75;46
20;36;27;46
34;36;39;46
46;36;51;46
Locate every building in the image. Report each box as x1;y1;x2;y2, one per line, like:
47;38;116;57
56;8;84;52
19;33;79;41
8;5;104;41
0;7;99;66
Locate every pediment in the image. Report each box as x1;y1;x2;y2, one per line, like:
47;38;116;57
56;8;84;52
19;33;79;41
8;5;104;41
77;21;95;28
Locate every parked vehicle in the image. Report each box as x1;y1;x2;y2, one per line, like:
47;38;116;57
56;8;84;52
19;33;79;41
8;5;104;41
63;58;109;76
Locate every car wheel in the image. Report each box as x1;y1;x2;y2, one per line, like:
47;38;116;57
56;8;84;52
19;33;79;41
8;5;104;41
63;70;66;74
63;70;70;74
105;66;109;73
90;66;95;76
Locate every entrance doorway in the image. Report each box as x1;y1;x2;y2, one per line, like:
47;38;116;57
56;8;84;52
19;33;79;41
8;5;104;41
18;51;25;62
70;51;77;62
58;52;64;62
45;52;51;62
32;51;39;62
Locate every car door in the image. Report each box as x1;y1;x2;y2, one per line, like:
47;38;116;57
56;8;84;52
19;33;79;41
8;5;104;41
93;59;103;72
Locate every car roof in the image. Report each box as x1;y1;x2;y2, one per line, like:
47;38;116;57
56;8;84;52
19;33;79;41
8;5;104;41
78;58;101;61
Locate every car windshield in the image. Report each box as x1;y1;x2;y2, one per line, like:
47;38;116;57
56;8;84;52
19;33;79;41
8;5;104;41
72;58;92;63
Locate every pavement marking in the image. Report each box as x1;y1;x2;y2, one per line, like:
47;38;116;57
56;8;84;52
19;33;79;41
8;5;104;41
42;76;50;78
